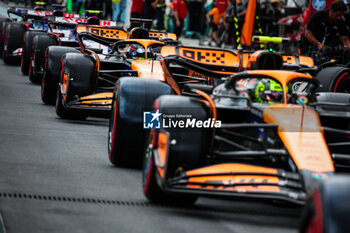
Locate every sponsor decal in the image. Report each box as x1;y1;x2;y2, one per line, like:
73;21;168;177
56;17;86;24
87;27;123;39
312;0;325;10
312;172;328;180
27;10;53;16
297;95;308;105
239;91;248;97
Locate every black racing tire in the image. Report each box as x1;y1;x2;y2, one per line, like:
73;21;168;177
315;66;350;93
21;30;46;75
55;53;94;120
108;78;171;168
142;146;198;205
3;22;25;65
41;46;80;105
155;95;210;177
300;176;350;233
0;18;10;59
29;34;57;83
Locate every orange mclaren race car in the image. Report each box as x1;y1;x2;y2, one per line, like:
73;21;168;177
142;67;350;205
53;24;178;120
105;43;350;204
107;44;336;168
40;23;127;106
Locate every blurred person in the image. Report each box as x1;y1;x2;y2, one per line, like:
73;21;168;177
66;0;85;14
112;0;126;22
130;0;143;29
104;0;113;20
153;0;166;31
260;0;282;36
216;0;228;13
224;0;235;46
301;0;350;54
173;0;188;39
203;0;217;36
143;0;156;29
206;5;226;46
85;0;103;10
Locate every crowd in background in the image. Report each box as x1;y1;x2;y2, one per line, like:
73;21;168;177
0;0;285;47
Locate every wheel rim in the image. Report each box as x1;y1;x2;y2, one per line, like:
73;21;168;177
333;72;350;93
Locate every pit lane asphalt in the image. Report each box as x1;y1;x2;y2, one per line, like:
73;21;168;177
0;61;302;232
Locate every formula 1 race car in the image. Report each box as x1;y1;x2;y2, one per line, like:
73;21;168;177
142;67;350;205
105;42;350;204
107;46;240;167
0;5;73;65
41;24;127;108
106;43;318;168
0;2;49;59
28;13;117;83
40;20;178;105
53;25;179;121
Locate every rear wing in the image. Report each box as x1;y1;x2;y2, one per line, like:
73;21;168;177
149;32;177;41
50;17;117;28
76;27;127;59
130;18;153;28
48;16;86;28
76;25;127;41
160;46;239;95
7;8;53;19
250;36;314;68
161;46;239;68
241;52;315;69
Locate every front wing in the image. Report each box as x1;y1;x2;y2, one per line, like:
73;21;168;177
158;163;306;204
65;93;113;112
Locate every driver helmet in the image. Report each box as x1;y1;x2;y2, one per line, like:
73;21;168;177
254;79;284;103
129;44;152;60
86;16;100;25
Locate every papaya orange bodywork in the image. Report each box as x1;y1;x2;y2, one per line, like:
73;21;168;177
62;74;68;100
282;55;296;65
299;56;314;68
161;46;239;67
155;132;168;178
149;32;177;40
76;26;127;40
131;60;165;81
186;163;280;192
79;93;113;106
264;105;334;172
